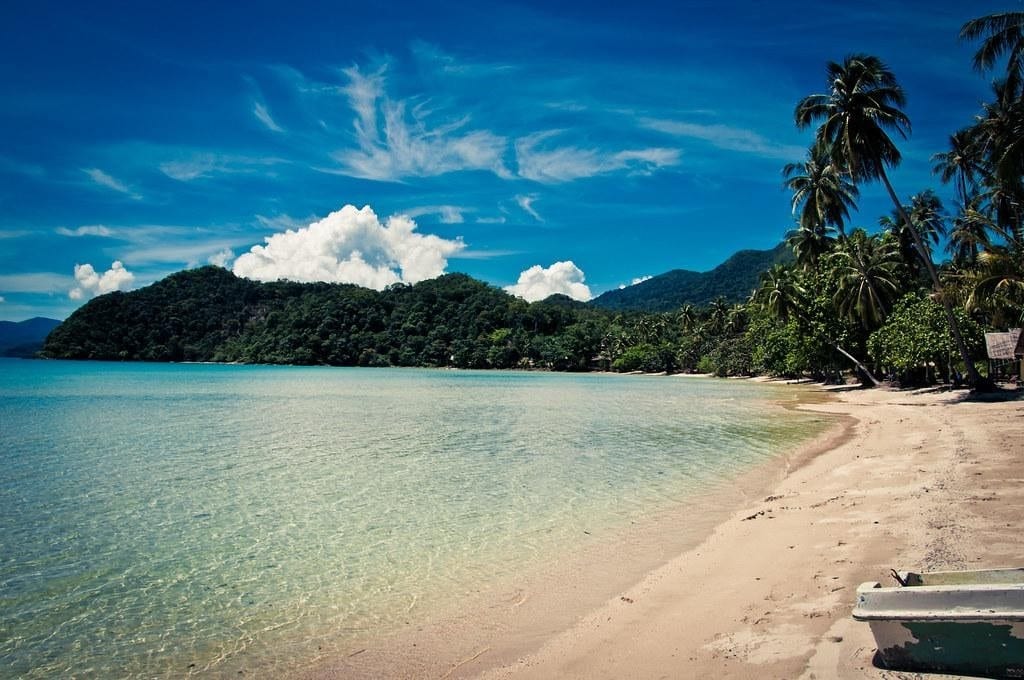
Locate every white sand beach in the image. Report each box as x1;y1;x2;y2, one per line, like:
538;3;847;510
309;385;1024;680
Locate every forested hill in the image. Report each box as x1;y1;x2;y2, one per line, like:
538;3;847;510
589;243;791;312
41;244;797;370
41;267;613;369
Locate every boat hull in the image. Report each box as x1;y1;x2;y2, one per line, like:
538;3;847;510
865;619;1024;677
854;569;1024;677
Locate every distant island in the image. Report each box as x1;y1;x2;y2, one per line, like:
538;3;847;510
0;317;61;357
34;217;993;385
39;244;791;375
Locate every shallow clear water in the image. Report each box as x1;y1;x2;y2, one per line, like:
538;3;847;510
0;360;828;677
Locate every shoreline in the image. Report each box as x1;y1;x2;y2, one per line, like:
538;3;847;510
302;383;843;679
306;383;1023;679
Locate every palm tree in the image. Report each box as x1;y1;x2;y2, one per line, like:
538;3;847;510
948;195;994;266
677;304;697;333
829;231;904;330
706;297;731;335
785;221;836;270
783;143;860;238
751;264;803;322
960;12;1024;94
908;190;948;248
795;54;983;386
969;80;1024;246
725;304;748;335
880;191;947;276
932;128;985;207
966;247;1024;327
751;264;881;385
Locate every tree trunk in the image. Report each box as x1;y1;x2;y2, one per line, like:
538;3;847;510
878;168;985;387
832;342;882;386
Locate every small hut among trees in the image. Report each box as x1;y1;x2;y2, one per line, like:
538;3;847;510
984;329;1024;381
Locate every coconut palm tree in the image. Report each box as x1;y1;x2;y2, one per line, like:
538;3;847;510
751;264;803;322
706;297;731;335
879;191;947;276
675;304;698;336
751;264;881;384
932;129;985;207
948;195;994;266
968;80;1024;247
783;143;860;238
795;54;983;386
908;190;948;250
966;247;1024;327
829;231;904;330
725;304;748;335
960;11;1024;94
785;221;836;270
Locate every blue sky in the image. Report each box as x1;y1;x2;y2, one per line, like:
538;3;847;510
0;0;1015;320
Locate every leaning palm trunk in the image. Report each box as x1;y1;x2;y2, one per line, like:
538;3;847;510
831;342;882;386
777;301;882;386
878;169;984;386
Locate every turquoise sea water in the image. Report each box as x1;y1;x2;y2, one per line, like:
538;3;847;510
0;360;828;677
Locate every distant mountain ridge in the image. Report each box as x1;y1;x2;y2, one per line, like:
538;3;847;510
0;317;61;357
589;243;791;312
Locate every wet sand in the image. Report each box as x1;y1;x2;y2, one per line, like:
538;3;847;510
307;384;1024;679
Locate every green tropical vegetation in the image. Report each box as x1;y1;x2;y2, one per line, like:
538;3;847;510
41;11;1024;387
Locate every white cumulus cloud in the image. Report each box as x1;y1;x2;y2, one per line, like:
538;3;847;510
232;204;464;288
69;261;135;300
619;275;653;290
505;261;592;302
208;249;235;268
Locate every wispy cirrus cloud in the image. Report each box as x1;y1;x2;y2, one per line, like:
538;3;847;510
253;101;284;132
58;221;254;269
515;194;543;222
410;41;518;78
159;151;287;182
514;131;680;183
403;205;467;224
328;65;511;182
0;271;70;294
255;213;314;232
121;240;248;266
0;154;45;178
0;230;34;240
641;117;805;161
56;225;114;237
82;167;143;200
453;247;520;260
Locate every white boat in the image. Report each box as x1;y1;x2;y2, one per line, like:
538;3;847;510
853;568;1024;677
